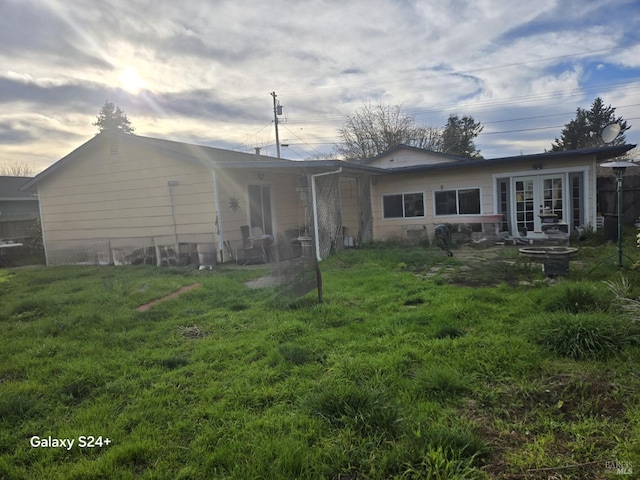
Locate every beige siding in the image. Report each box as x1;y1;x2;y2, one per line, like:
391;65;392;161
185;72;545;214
214;169;305;261
372;157;596;240
39;137;217;264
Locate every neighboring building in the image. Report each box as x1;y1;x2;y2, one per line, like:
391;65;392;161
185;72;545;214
22;133;634;266
0;176;40;241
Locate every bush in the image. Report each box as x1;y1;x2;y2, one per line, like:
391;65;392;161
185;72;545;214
530;312;639;360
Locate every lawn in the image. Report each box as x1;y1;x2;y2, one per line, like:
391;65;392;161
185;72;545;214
1;241;639;479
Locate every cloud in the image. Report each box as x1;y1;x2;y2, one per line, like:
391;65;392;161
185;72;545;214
0;0;639;166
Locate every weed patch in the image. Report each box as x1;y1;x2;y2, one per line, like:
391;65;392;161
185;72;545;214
1;247;639;478
307;384;402;438
536;283;612;313
529;312;638;360
412;364;473;400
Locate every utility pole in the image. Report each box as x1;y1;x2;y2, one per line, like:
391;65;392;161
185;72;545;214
270;91;281;158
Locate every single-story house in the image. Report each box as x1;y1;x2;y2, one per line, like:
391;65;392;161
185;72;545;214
20;133;380;265
0;176;40;241
21;132;634;266
363;144;635;242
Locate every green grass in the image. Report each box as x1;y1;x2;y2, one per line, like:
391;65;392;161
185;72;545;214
1;243;640;479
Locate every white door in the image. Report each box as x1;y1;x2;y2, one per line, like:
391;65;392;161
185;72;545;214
514;177;536;234
513;175;565;234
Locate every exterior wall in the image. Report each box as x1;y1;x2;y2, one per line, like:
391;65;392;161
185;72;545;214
371;157;596;241
214;168;306;262
38;136;217;265
367;149;460;169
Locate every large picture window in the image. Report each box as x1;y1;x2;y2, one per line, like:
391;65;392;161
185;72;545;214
434;188;480;216
382;192;424;219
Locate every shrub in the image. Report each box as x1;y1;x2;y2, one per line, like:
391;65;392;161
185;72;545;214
531;312;639;360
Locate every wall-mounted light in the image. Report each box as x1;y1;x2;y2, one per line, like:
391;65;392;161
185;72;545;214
167;180;178;186
257;172;265;180
532;163;543;170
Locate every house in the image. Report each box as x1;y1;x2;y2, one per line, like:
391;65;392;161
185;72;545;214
20;133;381;266
363;144;635;243
21;133;634;266
0;176;40;241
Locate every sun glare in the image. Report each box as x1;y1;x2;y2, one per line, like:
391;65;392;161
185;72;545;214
118;67;145;94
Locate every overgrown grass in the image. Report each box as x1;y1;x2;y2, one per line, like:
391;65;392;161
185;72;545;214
1;245;639;479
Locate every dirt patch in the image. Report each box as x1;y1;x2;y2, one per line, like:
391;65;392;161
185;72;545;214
136;283;201;312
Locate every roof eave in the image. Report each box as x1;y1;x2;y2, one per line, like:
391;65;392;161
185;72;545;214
387;144;636;174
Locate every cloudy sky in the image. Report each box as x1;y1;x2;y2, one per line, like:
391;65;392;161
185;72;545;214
2;0;640;172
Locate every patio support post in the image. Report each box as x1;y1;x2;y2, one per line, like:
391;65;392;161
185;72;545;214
212;171;225;263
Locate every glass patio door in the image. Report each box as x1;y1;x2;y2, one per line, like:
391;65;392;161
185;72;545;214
514;177;536;234
513;175;565;234
248;184;273;236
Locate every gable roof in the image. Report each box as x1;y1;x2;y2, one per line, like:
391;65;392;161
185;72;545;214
21;133;389;192
0;176;38;200
362;144;472;165
20;132;637;192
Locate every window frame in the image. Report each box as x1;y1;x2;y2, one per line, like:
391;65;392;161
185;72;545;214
381;191;426;219
433;187;482;217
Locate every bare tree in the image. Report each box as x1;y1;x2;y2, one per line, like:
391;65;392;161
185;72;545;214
0;160;36;177
335;103;441;161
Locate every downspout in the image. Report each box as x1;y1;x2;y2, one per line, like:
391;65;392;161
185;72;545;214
311;167;342;262
37;188;49;266
212;170;225;263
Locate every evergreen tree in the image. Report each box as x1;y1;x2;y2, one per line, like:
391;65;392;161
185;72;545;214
551;97;629;151
93;101;135;135
440;114;483;158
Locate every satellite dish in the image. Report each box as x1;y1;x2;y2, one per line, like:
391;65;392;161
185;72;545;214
602;123;621;144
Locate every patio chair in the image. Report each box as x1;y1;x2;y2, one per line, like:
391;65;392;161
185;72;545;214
239;225;265;264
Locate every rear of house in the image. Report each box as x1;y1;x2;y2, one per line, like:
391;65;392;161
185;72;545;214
21;133;372;266
23;134;634;266
365;145;634;244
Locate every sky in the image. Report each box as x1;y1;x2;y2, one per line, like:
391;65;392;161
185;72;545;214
1;0;640;173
